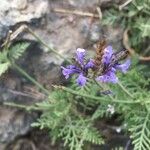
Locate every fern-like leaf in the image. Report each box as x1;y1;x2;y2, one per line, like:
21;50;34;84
58;119;104;150
8;42;30;60
129;111;150;150
0;62;10;76
0;51;10;76
85;127;104;145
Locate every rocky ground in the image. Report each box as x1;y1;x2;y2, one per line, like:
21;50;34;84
0;0;131;149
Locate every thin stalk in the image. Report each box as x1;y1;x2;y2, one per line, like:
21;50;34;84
117;81;133;98
3;102;40;111
26;27;71;63
12;62;50;95
53;85;143;104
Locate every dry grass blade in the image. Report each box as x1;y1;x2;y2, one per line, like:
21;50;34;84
52;8;99;18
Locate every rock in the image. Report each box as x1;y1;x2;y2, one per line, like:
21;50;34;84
23;15;87;65
90;23;101;42
103;26;124;50
0;70;39;145
20;42;64;89
0;0;49;40
0;106;37;143
12;0;28;10
49;0;99;10
67;0;99;9
6;129;65;150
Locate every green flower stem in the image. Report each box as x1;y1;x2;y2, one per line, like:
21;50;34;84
26;27;71;63
53;85;144;104
12;62;50;95
3;102;41;111
117;81;134;98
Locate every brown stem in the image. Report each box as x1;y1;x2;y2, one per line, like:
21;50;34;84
52;8;99;18
123;29;150;61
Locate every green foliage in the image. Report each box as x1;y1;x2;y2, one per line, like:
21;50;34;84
102;0;150;52
0;51;10;76
102;68;150;150
32;90;71;129
0;42;29;76
38;60;150;150
57;119;104;150
32;60;150;150
100;64;150;150
32;90;104;150
8;42;30;61
128;111;150;150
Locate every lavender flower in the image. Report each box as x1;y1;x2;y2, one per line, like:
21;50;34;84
61;48;94;86
61;43;131;86
97;68;118;83
96;46;131;83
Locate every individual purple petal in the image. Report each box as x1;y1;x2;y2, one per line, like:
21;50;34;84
96;70;118;83
85;59;95;69
102;46;113;65
110;67;116;72
76;48;85;65
66;65;77;69
76;74;87;86
115;59;131;73
61;66;79;79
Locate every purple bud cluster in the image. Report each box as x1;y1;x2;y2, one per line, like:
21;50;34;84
61;46;130;87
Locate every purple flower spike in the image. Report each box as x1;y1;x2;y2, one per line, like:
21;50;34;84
85;59;94;69
77;74;87;86
97;45;131;84
115;59;131;73
96;70;118;83
61;65;79;79
61;48;95;87
102;46;113;65
76;48;85;65
61;45;131;86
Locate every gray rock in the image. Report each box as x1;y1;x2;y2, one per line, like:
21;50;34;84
0;106;37;143
67;0;99;8
0;23;9;40
0;75;39;145
90;23;101;42
103;26;124;50
0;0;49;40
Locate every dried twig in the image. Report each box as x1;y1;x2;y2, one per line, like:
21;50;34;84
2;25;27;48
119;0;133;10
8;88;44;100
123;29;135;55
96;7;102;20
123;29;150;61
52;8;99;18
